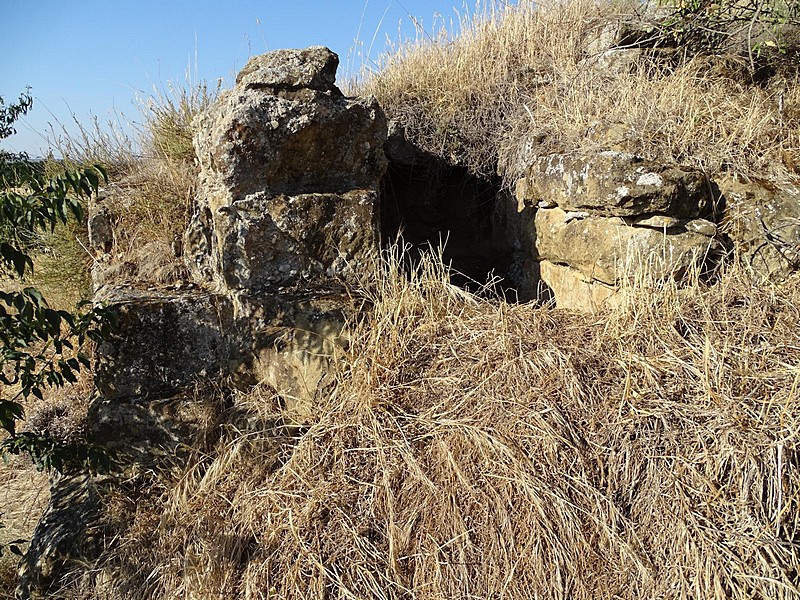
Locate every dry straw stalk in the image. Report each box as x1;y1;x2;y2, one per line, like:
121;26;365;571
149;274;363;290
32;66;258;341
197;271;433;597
88;247;800;600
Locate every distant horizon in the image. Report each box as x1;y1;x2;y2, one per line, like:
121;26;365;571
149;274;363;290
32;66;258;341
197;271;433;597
1;0;481;158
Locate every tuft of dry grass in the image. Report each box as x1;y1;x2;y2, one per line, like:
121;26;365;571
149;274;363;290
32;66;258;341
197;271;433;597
90;157;194;288
357;0;800;184
90;82;214;287
80;246;800;599
39;78;215;293
139;80;218;165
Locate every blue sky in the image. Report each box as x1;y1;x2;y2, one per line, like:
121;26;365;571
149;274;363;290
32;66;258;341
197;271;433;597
1;0;473;156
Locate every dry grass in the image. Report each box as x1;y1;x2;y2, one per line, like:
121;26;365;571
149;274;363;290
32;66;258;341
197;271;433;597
40;79;214;293
12;3;800;597
78;247;800;599
358;0;800;184
0;379;92;598
140;80;218;165
89;82;214;286
89;157;194;288
0;457;49;599
0;352;99;597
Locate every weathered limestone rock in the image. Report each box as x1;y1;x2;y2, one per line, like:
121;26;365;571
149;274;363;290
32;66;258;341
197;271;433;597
538;260;619;312
187;46;387;291
631;214;682;229
228;290;353;421
517;152;712;218
685;218;718;237
95;48;385;415
503;153;721;308
719;176;800;281
192;88;386;199
91;285;220;471
580;48;642;74
533;206;719;286
94;288;234;400
194;190;378;291
89;286;351;461
28;47;387;598
236;46;339;91
87;205;113;254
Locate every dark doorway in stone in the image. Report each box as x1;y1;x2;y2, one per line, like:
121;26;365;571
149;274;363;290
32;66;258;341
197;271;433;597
380;155;516;299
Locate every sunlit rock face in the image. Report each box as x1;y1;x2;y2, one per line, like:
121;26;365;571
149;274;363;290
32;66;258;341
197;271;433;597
501;151;721;309
532;206;718;286
57;55;387;598
516;152;712;218
186;45;387;292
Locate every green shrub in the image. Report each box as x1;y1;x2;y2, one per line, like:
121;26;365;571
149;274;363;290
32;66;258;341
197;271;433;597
0;92;115;473
655;0;800;77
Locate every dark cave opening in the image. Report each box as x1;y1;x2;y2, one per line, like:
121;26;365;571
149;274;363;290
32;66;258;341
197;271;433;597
379;153;517;299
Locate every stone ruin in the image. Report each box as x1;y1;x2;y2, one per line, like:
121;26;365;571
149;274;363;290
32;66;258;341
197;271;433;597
89;46;800;415
19;45;800;597
506;152;721;309
97;47;387;426
19;46;387;598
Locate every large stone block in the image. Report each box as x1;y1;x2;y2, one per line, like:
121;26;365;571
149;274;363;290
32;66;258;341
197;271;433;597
228;290;354;422
538;260;619;312
187;46;387;292
719;176;800;281
534;207;719;285
235;46;339;91
188;190;378;291
517;152;711;218
193;89;386;200
94;288;234;400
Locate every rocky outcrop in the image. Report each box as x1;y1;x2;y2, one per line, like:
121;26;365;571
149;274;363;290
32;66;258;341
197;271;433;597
23;42;800;599
501;151;722;309
94;46;387;430
533;206;718;285
537;260;617;311
22;49;387;598
186;46;386;291
719;175;800;281
224;290;353;421
93;287;233;400
186;189;380;291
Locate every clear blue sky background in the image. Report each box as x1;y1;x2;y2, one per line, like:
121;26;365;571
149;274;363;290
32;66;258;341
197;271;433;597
1;0;474;156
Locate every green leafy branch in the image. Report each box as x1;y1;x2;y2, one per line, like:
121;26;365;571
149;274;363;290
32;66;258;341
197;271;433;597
0;92;117;474
0;90;33;140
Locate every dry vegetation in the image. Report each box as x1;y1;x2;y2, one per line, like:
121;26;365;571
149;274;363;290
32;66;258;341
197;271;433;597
44;80;215;290
0;457;48;600
65;248;800;600
0;371;96;599
357;0;800;184
0;80;214;596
